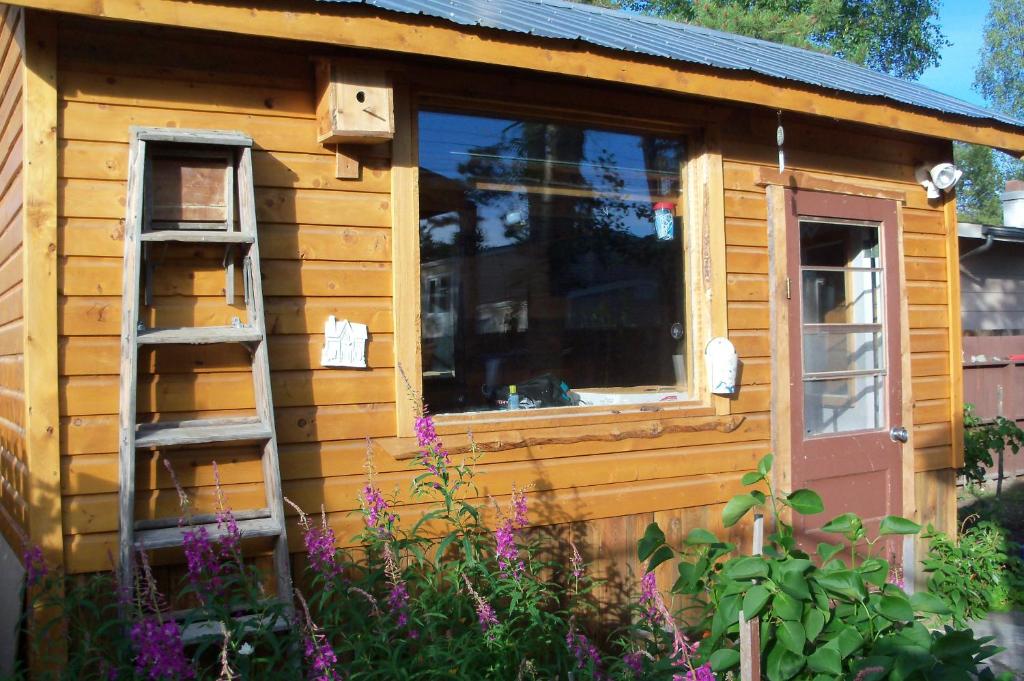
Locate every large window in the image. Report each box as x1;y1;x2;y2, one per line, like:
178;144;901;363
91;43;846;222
418;110;687;414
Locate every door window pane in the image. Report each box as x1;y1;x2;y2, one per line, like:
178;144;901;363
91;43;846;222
802;330;884;375
418;110;686;414
799;219;886;436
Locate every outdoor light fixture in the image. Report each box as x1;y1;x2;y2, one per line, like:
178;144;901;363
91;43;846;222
916;162;963;199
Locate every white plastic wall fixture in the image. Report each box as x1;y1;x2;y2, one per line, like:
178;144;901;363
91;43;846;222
321;315;368;368
705;336;738;395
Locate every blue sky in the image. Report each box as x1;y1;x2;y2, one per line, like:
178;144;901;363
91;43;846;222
917;0;990;106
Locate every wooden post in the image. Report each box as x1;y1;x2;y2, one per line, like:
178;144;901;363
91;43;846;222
739;513;764;681
21;8;64;672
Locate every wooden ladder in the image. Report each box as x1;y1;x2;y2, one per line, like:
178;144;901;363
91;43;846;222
117;127;292;624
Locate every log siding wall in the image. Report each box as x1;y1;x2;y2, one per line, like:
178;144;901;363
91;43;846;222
0;3;25;552
53;17;960;578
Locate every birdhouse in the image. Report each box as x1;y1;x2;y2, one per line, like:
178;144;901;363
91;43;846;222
314;60;394;144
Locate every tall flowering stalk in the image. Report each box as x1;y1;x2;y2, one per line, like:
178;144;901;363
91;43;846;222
295;589;338;681
130;547;193;680
493;486;529;581
212;461;241;561
462;574;499;636
23;544;47;588
382;543;410;629
566;617;605;680
164;459;225;601
284;497;340;584
638;571;715;680
415;414;450;479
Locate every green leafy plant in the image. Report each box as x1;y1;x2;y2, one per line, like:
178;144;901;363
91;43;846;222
637;454;1010;681
924;518;1024;626
963;403;1024;493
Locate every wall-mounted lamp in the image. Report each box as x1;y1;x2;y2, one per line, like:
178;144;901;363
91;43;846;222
915;162;963;199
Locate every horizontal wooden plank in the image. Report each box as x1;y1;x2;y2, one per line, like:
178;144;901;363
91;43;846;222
60;100;331;155
724;190;765;221
727;302;769;330
59;178;391;227
912;375;950;401
902;209;946;235
909;328;950;353
59;334;396;375
59;296;393;335
915;445;953;472
726;273;768;302
913;422;952;448
60;140;391;194
730;329;771;358
60;68;315;118
60;256;392;297
911;352;949;378
61;369;395;416
903;233;945;259
908;304;949;329
59;218;391;261
724;219;767;248
64;471;753;571
904;256;947;282
913;398;949;425
906;280;948;306
0;320;22;357
725;245;768;274
63;403;399;455
729;384;770;414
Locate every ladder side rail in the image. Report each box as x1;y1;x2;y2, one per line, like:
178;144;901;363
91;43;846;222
118;132;148;590
237;145;293;601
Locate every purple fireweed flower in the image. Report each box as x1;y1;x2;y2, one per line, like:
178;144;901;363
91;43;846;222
414;415;450;476
462;575;499;635
639;571;660;624
623;651;644;677
303;631;339;681
566;621;605;680
414;416;438;448
182;525;222;597
304;514;339;583
130;617;194;680
361;484;395;537
212;461;241;559
674;664;715;681
570;541;584;580
23;545;47;587
511;486;528;529
383;544;410;628
494;519;524;580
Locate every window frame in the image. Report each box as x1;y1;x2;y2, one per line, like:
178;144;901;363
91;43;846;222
391;85;729;439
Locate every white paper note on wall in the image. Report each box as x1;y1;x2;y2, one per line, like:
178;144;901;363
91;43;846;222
321;315;368;368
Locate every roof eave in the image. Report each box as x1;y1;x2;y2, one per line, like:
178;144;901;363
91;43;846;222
14;0;1024;155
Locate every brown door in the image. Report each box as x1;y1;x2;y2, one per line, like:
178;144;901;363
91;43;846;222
786;190;905;561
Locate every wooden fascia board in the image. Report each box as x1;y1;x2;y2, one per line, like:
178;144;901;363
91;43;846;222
12;0;1024;154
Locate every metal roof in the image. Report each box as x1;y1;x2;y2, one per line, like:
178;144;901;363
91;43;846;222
316;0;1024;131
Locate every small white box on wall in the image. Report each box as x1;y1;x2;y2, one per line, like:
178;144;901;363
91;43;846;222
321;316;368;368
705;337;738;395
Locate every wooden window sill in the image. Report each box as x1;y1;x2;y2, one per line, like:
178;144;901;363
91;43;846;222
372;402;746;462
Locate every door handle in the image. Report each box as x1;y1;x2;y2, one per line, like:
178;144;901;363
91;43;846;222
889;426;909;443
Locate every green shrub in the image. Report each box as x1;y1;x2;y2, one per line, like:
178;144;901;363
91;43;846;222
637;454;1011;681
924;519;1024;626
963;404;1024;488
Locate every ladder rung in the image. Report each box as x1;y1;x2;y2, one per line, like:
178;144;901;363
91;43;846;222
135;417;272;448
140;230;254;244
134;516;280;551
179;609;291;644
135;507;271;532
137;326;263;345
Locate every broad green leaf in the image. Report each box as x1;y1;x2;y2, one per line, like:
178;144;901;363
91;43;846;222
932;629;982;662
766;643;805;681
685;528;719;545
803;608;825;641
772;591;802;621
876;594;914;621
742;584;771;619
647;545;675;573
778;620;806;654
816;542;845;564
910;591;952;615
821;513;862;535
860;558;889;588
807;646;841;675
723;493;760;527
741;471;764;486
836;628;864;658
779;570;812;601
878;515;922;536
709;648;740;672
814;570;867;601
725;556;769;580
638;522;666;561
758;453;774;476
786;489;824;516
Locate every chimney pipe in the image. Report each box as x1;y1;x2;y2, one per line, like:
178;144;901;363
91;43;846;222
1002;180;1024;227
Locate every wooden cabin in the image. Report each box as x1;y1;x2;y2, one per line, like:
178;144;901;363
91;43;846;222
1;0;1023;637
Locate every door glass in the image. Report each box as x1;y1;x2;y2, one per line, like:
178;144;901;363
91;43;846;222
799;219;885;436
